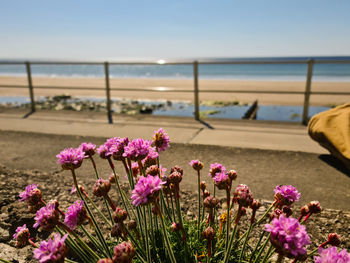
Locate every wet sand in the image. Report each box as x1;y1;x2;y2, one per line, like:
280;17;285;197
1;76;350;106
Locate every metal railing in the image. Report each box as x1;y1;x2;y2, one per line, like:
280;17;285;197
0;58;350;124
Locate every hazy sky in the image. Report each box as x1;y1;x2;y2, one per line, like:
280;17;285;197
1;0;350;60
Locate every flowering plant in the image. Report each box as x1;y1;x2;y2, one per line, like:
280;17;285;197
5;128;349;263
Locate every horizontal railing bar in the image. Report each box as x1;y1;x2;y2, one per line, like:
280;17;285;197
0;59;350;66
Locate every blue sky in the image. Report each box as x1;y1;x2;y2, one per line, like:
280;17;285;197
1;0;349;60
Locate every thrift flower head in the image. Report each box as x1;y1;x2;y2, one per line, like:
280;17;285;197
113;241;135;263
123;138;152;161
34;202;60;230
315;246;350;263
209;163;226;178
213;171;231;190
19;184;42;205
142;148;159;168
233;184;253;207
33;233;68;263
79;142;96;157
97;144;109;159
113;208;128;223
189;159;204;171
109;137;129;161
56;148;84;170
13;224;30;248
265;215;310;259
274;185;301;207
153;128;170;152
131;175;165;206
64;200;87;230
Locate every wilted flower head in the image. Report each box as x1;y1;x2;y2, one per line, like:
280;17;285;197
113;241;135;263
170;165;183;175
274;185;301;207
202;226;216;240
56;148;85;170
315;246;350;263
168;171;183;184
19;184;42;205
200;181;207;191
13;224;30;248
233;184;253;207
153;128;170;152
265;215;310;259
123;138;152;161
113;208;128;223
79;142;96;157
93;178;111;197
142;148;159;169
64;200;87;230
131;175;165;206
203;196;219;209
307;201;322;214
34;202;60;230
145;165;160;176
33;233;68;263
227;170;238;181
209;163;225;177
189;159;204;171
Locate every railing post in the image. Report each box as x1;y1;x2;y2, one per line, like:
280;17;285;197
193;61;200;120
25;61;35;112
104;62;113;124
301;59;314;125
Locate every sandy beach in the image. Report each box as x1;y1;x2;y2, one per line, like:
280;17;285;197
1;76;350;106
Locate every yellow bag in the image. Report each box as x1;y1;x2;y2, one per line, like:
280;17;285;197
308;103;350;169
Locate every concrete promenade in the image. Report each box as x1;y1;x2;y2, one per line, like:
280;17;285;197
0;109;327;154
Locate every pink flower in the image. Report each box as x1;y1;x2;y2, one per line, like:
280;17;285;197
97;144;110;159
79;142;96;157
13;224;30;248
123;138;152;161
142;147;159;168
56;148;85;170
19;184;42;205
265;215;310;259
33;233;68;263
213;171;231;190
209;163;226;177
233;184;253;207
274;185;301;207
315;246;350;263
34;202;60;230
108;137;129;160
64;200;87;230
131;175;165;206
153;128;170;152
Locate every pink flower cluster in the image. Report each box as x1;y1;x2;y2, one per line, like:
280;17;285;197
315;246;350;263
34;202;60;230
189;159;204;171
209;163;226;177
153;128;170;152
79;142;96;157
131;175;165;206
274;185;301;206
113;241;135;263
64;200;86;230
233;184;253;207
123;138;152;161
13;224;30;248
56;148;85;170
265;215;310;259
33;233;68;263
19;184;40;203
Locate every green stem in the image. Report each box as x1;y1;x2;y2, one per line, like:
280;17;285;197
261;244;274;263
156;202;177;263
143;206;151;263
223;223;239;263
225;190;230;250
308;247;319;257
64;259;80;263
249;232;266;263
71;169;112;258
0;258;12;263
197;171;201;239
252;234;271;263
80;226;106;255
238;223;254;263
85;195;112;227
69;230;100;261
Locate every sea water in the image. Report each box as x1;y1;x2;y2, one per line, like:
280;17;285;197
0;56;350;81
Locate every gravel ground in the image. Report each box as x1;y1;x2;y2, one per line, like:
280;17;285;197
0;164;349;263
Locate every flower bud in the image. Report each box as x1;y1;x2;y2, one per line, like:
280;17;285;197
250;199;261;211
13;224;30;248
145;165;159;176
202;226;216;240
227;170;238;181
113;241;135;263
190;160;204;171
113;208;128;223
327;233;341;246
111;224;123;238
170;165;183;175
282;206;293;217
307;201;322;214
200;181;207;191
93;178;111;197
270;209;283;220
170;222;181;232
168;171;182;184
233;184;253;208
203;196;219;209
300;205;309;217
